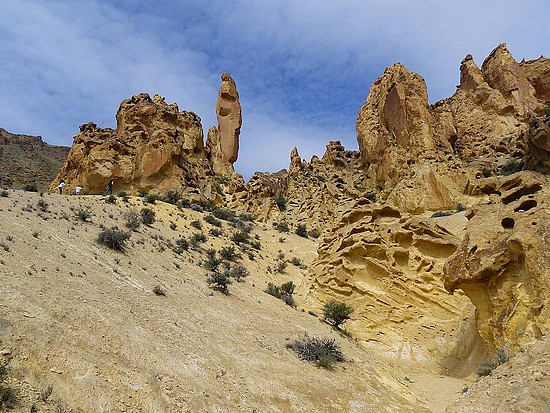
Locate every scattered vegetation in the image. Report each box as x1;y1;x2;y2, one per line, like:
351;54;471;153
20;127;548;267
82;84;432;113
204;214;222;227
37;198;48;212
265;281;295;306
206;271;232;294
323;299;354;329
274;195;287;211
430;210;454;218
161;190;180;205
275;222;289;233
190;220;202;230
97;227;130;251
153;285;166;296
498;159;523;176
363;191;377;202
124;210;141;231
74;208;92;222
105;194;117;204
544;100;550;117
212;207;236;222
0;190;8;198
23;183;38;192
140;207;156;225
0;358;16;408
477;348;510;377
295;223;308;238
144;193;158;204
288;337;344;369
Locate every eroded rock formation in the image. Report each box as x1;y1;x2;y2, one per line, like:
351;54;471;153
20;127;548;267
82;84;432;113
206;73;242;175
444;172;550;354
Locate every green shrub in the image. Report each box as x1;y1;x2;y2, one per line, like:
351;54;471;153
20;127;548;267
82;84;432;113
455;203;467;212
274;259;287;273
290;257;303;267
162;190;180;205
363;191;377;202
209;228;223;237
97;227;130;251
288;337;344;369
212;207;236;222
0;190;8;197
206;272;232;293
265;281;295;306
190;220;202;230
153;285;166;296
37;198;49;212
295;223;308;237
105;194;116;204
144;193;158;204
275;195;287;211
231;229;250;245
204;214;222;227
431;210;454;218
23;183;38;192
275;222;289;233
173;237;189;254
140;208;156;225
544;100;550;117
226;263;249;281
203;249;221;271
219;245;241;261
0;359;16;407
124;210;141;231
75;208;92;222
239;213;254;222
323;299;354;328
477;348;510;377
498;159;524;176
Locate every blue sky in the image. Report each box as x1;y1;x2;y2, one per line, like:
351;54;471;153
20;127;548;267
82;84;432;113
1;1;548;179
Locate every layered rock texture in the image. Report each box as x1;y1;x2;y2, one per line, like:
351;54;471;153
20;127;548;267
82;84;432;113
0;128;69;191
444;172;550;354
206;73;242;175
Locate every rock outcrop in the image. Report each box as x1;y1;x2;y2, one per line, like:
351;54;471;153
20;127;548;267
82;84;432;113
50;93;218;198
206;73;242;175
356;44;548;213
0;128;69;191
444;172;550;354
304;199;481;372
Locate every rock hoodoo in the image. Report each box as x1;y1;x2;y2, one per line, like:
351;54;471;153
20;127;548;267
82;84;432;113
206;72;242;175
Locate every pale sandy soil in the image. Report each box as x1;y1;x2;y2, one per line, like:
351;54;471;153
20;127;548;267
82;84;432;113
1;190;545;413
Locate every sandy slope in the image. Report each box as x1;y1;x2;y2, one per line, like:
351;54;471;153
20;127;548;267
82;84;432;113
0;190;524;412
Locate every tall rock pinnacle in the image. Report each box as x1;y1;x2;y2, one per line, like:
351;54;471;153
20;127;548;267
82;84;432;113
206;73;242;175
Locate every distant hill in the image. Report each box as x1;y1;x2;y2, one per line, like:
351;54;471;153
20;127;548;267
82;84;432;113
0;127;69;191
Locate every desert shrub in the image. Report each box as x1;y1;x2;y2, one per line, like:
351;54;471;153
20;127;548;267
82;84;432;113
209;228;223;237
97;227;130;251
173;237;189;254
477;348;510;377
295;223;308;237
274;259;287;273
153;285;166;296
203;248;221;271
0;190;8;197
363;191;377;202
191;232;207;244
275;222;289;233
265;281;295;306
455;203;467;212
117;191;128;198
308;228;321;239
231;229;250;245
144;193;158;204
290;257;303;267
105;194;116;204
190;220;202;230
169;221;177;230
37;198;49;212
239;212;254;222
23;183;38;192
212;207;236;222
481;167;492;178
323;299;354;328
498;159;524;176
288;337;343;369
431;210;454;218
74;208;92;222
226;263;249;281
124;210;141;231
162;190;180;205
204;214;222;227
140;208;155;225
219;245;241;261
206;271;231;293
0;358;16;408
544;100;550;117
274;195;286;211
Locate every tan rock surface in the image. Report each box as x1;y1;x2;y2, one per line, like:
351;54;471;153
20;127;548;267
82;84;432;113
444;172;550;353
304;199;481;374
49;93;219;200
206;73;242;175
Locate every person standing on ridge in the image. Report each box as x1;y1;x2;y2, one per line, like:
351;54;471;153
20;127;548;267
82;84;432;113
57;179;66;194
104;179;114;195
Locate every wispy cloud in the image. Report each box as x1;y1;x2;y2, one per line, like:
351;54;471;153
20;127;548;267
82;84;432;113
1;0;548;179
